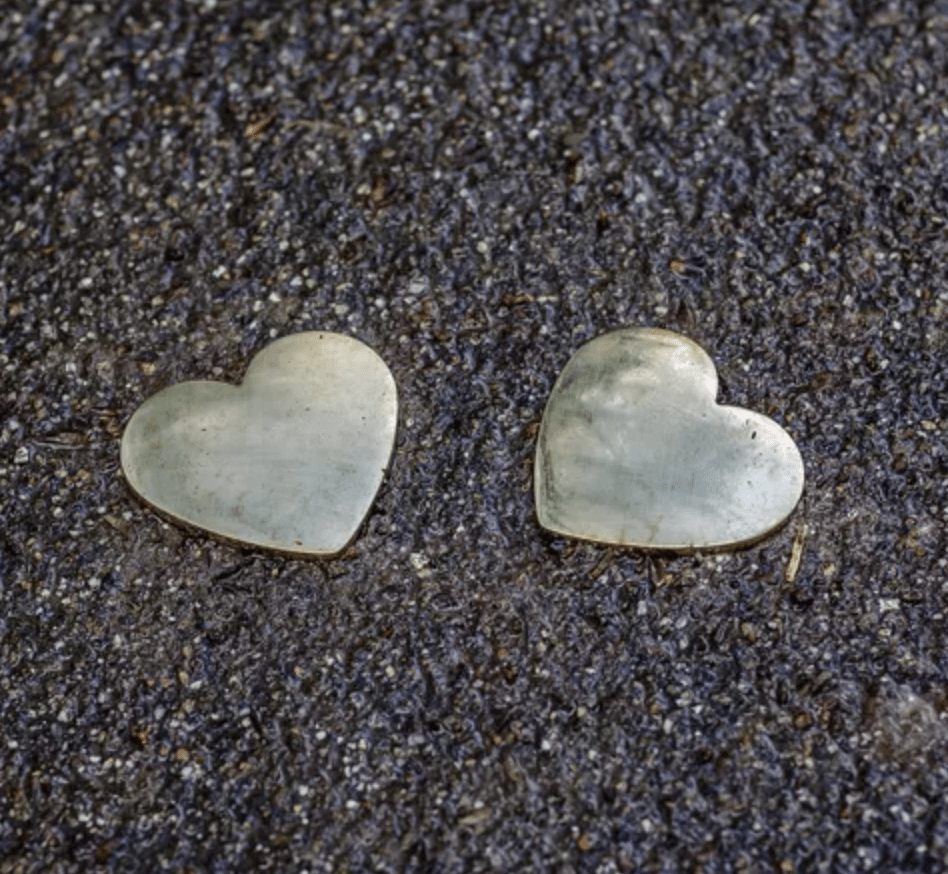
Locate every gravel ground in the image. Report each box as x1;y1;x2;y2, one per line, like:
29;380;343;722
2;1;948;871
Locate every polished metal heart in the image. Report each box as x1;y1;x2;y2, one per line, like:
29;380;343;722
121;332;397;556
535;327;804;550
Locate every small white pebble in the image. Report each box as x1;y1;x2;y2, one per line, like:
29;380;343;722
14;446;29;464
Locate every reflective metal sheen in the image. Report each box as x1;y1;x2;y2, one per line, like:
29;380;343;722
535;327;804;550
121;332;397;557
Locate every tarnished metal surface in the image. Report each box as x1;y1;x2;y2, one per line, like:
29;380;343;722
536;328;804;549
121;333;397;556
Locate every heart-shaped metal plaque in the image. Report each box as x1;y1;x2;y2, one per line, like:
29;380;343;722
535;327;804;550
121;332;397;557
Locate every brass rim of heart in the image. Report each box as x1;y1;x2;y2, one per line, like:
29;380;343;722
120;328;804;557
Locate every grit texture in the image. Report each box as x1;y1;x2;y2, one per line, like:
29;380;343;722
2;1;947;871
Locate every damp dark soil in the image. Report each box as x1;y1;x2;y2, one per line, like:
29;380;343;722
2;1;948;871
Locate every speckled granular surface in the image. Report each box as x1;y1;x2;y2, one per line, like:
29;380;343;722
2;1;947;871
